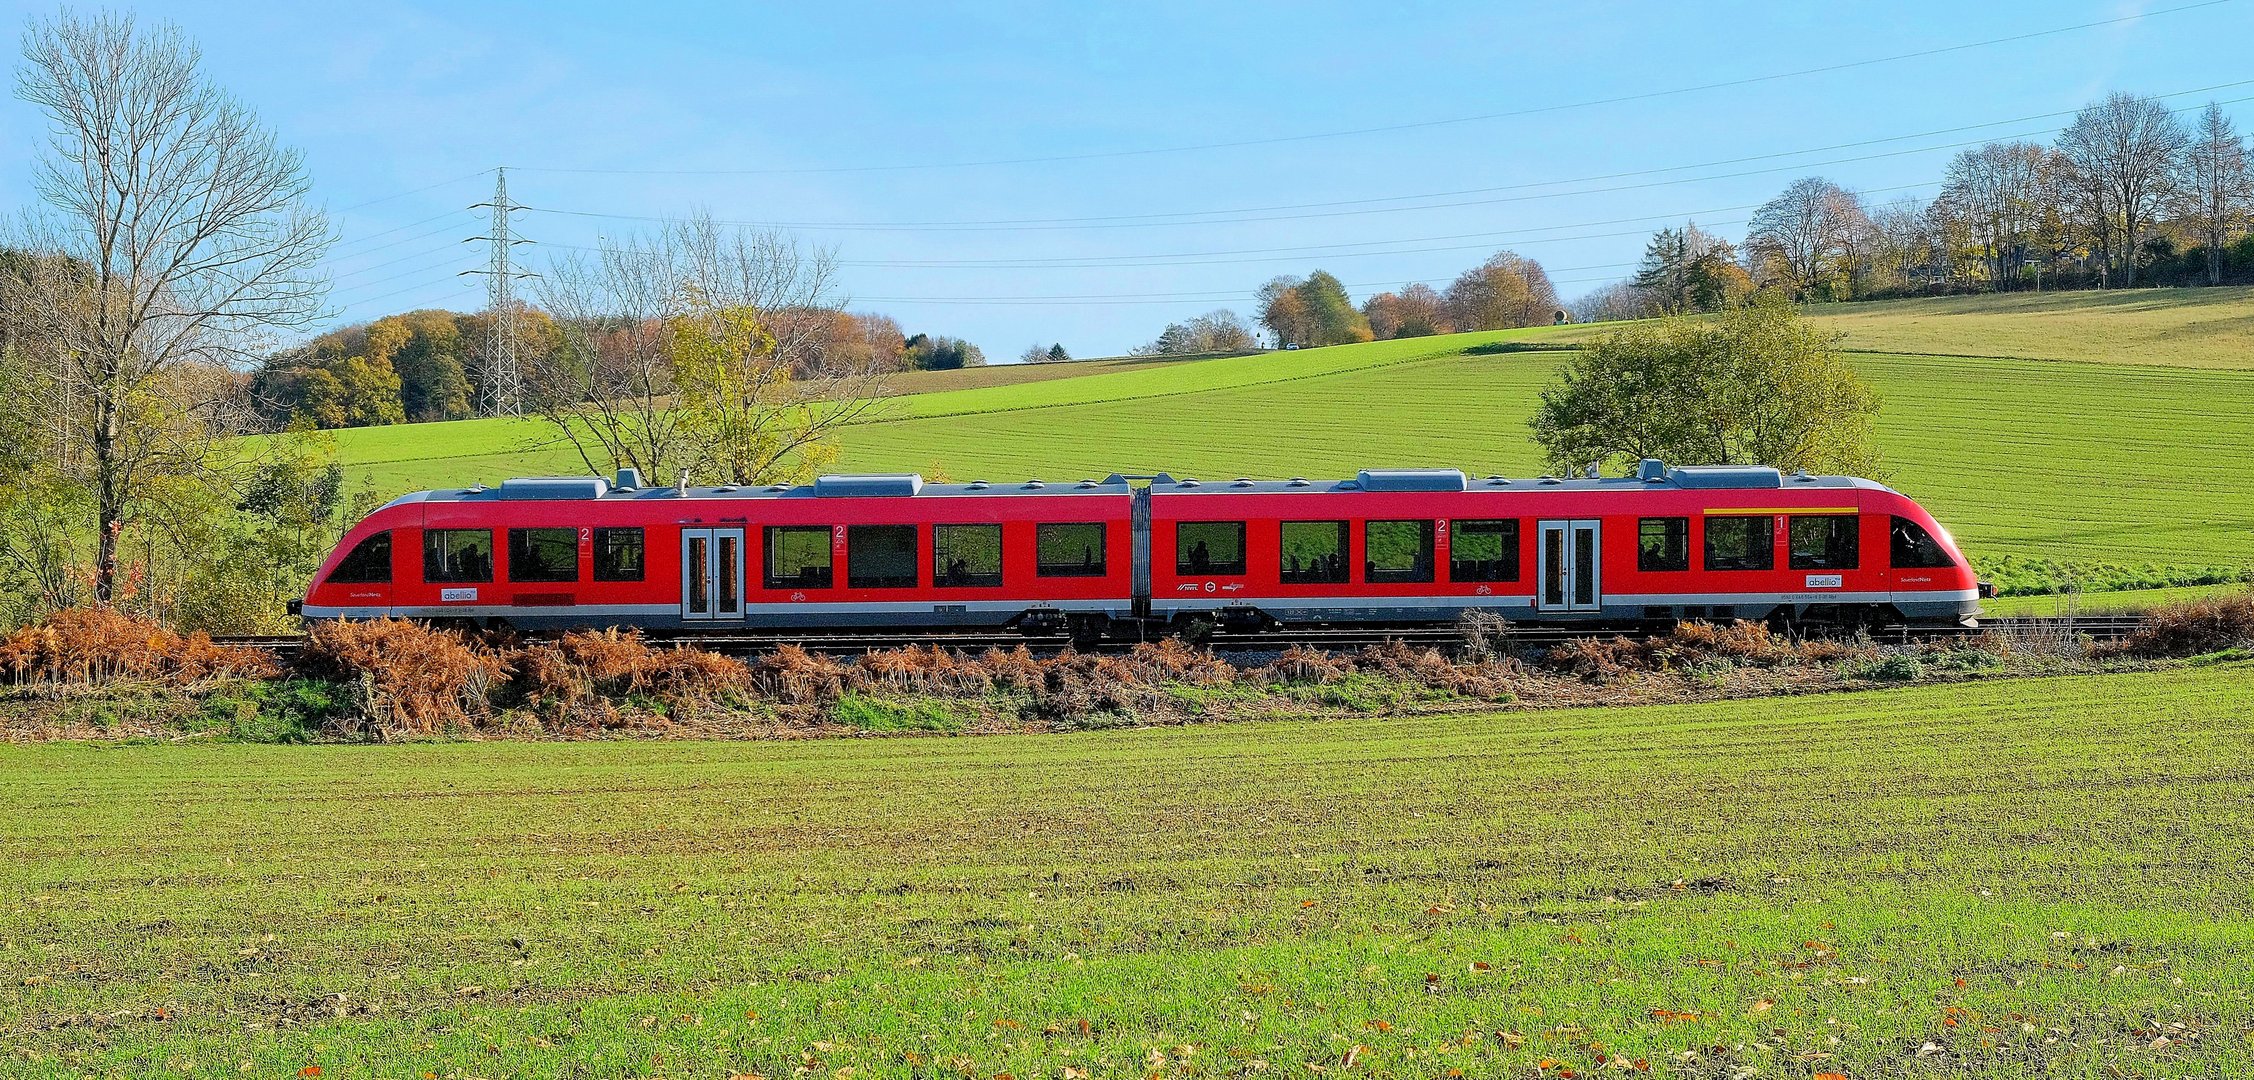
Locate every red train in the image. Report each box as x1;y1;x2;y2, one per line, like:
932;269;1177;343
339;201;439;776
297;461;1988;637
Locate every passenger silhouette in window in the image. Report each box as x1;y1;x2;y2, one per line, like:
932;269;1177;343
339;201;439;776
1190;539;1210;573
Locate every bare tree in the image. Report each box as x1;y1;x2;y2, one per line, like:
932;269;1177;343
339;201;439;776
2057;93;2189;288
533;211;887;489
1938;142;2054;290
2178;103;2253;286
5;12;331;603
1745;177;1864;299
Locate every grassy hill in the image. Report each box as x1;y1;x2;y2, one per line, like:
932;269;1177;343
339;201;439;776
319;289;2254;571
7;663;2251;1075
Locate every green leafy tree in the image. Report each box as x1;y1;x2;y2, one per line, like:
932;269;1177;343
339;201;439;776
1529;294;1882;477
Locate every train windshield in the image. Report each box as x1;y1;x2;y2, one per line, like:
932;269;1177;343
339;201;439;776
1889;516;1957;569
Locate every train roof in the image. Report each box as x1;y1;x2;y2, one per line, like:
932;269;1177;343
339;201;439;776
389;461;1893;507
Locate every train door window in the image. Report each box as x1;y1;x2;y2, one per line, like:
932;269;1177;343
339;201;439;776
1279;521;1349;584
507;528;579;583
1637;517;1689;572
1036;522;1107;577
1890;516;1956;568
1175;521;1246;576
765;525;833;589
1364;520;1436;584
1790;515;1859;570
1450;519;1519;582
847;525;919;589
423;529;493;583
934;524;1003;587
1703;515;1774;571
593;527;645;581
327;531;392;584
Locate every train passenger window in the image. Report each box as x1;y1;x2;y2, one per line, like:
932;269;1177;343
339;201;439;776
847;525;919;589
1036;522;1107;577
1703;515;1774;572
1790;515;1859;570
328;531;392;584
508;528;579;583
765;526;833;589
1176;521;1247;576
1364;520;1436;584
593;527;645;581
423;529;492;583
1890;516;1956;569
1450;520;1519;582
933;524;1003;588
1279;521;1350;584
1637;518;1689;572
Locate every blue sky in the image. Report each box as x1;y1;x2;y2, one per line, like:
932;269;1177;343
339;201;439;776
2;0;2247;358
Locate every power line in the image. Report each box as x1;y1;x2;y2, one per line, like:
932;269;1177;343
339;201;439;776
497;0;2232;176
514;91;2254;235
331;168;496;213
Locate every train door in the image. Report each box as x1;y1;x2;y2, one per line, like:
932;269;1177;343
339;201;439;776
680;527;746;622
1535;519;1602;614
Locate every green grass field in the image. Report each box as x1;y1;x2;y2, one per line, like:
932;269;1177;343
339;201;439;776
1982;583;2252;617
5;663;2250;1077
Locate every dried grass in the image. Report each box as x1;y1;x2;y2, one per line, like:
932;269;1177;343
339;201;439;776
0;608;280;685
299;619;506;737
2096;592;2254;658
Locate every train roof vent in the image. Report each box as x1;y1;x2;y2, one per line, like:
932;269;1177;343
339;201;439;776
1538;475;1562;485
814;473;924;498
1670;465;1783;490
1232;478;1255;487
1485;475;1510;485
1288;477;1311;486
1356;468;1467;493
1023;479;1046;489
1178;478;1201;487
1078;479;1101;489
1637;458;1669;482
766;484;790;492
968;480;990;490
1792;468;1817;483
497;476;609;501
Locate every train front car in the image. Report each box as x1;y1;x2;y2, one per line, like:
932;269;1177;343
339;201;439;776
298;472;1139;635
1145;461;1983;633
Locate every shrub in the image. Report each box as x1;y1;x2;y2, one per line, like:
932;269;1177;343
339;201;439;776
2097;591;2254;659
0;607;280;685
1843;653;1925;682
299;619;506;737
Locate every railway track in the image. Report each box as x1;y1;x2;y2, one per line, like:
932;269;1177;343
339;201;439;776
212;614;2148;658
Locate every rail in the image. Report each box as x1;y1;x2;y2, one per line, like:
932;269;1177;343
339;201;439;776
213;615;2149;658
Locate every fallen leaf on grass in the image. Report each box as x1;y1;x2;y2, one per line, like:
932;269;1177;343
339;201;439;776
1342;1044;1368;1068
1749;999;1775;1015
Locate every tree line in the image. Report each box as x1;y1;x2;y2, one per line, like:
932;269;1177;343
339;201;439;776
1132;252;1568;356
1580;93;2253;319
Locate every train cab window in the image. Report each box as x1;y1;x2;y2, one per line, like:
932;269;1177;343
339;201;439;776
765;526;833;589
847;525;919;589
1790;515;1860;570
1364;520;1436;584
327;531;392;584
1637;518;1690;572
1176;522;1247;576
1450;519;1520;582
593;527;645;581
1280;521;1350;584
1036;522;1107;577
423;529;493;583
934;524;1003;588
508;528;580;583
1703;515;1774;572
1890;516;1957;569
